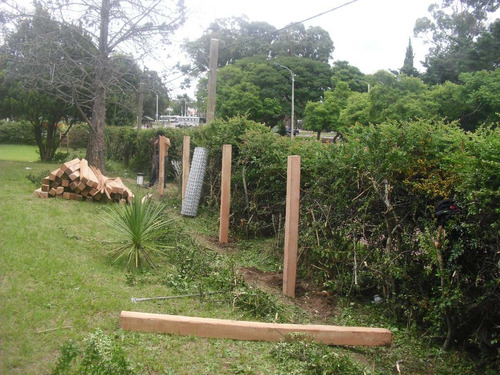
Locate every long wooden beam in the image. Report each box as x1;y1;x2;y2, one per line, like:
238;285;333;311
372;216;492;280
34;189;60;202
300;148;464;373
120;311;392;347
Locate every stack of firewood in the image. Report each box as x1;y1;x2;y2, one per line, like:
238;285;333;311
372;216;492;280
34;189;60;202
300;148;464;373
33;158;133;203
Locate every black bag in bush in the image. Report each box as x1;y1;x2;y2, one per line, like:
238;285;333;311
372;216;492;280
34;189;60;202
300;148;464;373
435;199;460;227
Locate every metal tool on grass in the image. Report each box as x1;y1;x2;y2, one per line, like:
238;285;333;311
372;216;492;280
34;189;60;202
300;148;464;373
131;291;223;303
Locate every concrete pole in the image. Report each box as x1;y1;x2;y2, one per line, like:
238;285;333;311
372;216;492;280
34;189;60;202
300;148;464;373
206;39;219;123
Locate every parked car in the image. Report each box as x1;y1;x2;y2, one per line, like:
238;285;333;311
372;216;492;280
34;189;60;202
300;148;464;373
286;127;299;135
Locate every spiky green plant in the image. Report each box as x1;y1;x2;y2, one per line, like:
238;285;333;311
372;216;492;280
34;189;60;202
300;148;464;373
104;195;172;268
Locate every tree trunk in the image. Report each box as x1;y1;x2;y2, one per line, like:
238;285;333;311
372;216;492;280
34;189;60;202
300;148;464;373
87;86;107;172
86;0;110;172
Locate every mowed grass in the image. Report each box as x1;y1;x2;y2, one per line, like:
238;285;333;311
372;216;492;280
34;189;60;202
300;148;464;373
0;144;40;162
0;158;280;374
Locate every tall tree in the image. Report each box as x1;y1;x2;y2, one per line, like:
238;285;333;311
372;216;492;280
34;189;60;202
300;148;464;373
414;0;500;83
331;60;369;92
2;0;185;171
183;18;334;73
400;38;420;77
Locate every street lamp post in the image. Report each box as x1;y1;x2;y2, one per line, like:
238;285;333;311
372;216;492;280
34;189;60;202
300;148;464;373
156;94;159;122
275;63;296;140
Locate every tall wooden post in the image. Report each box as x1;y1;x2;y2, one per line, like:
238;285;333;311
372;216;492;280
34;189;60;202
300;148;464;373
159;135;166;196
182;135;191;201
283;155;301;298
219;144;232;244
206;39;219;123
137;81;144;135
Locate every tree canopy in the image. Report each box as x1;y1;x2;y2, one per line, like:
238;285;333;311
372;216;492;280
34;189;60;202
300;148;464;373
1;0;185;170
414;0;500;83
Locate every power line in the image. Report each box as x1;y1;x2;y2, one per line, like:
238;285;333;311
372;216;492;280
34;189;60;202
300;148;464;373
165;0;360;87
220;0;360;53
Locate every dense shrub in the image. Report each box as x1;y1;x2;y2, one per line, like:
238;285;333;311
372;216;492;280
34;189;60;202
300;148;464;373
66;122;89;150
193;117;499;363
0;120;36;144
104;126;185;176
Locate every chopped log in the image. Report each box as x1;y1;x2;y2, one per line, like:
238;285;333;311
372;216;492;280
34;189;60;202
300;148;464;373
81;187;90;197
60;158;80;173
48;169;60;181
36;158;133;203
79;159;89;184
76;180;86;192
86;166;99;188
86;196;94;202
56;194;63;199
34;188;49;199
68;170;80;181
120;312;393;347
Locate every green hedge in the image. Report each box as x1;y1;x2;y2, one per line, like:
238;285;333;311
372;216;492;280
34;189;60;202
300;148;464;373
105;126;186;175
0;120;36;145
191;117;499;364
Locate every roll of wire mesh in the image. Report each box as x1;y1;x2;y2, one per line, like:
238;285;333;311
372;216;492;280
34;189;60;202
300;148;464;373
181;147;208;217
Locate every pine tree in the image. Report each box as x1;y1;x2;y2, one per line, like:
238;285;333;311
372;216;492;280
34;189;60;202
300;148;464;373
401;38;419;77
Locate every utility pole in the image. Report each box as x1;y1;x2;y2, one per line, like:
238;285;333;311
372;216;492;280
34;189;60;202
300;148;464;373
137;81;144;134
206;39;219;123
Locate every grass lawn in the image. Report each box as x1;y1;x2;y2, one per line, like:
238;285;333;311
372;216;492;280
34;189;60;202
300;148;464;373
0;146;478;374
0;144;40;162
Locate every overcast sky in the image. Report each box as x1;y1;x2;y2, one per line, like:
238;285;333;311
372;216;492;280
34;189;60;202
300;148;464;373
160;0;435;93
6;0;449;94
182;0;431;68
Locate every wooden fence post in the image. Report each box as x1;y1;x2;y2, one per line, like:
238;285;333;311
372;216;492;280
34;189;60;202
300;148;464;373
182;135;190;201
283;155;301;298
219;144;232;243
159;135;166;196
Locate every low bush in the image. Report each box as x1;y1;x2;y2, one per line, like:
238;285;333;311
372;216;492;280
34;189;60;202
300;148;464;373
52;329;135;375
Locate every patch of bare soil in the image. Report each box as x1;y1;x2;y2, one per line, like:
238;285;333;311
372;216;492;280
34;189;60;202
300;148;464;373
188;230;337;322
238;267;338;321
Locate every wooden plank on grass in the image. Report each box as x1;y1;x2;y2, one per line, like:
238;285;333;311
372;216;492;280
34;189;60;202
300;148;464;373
120;311;393;347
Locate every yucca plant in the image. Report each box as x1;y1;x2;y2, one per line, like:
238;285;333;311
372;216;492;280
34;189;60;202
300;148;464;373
104;194;172;268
